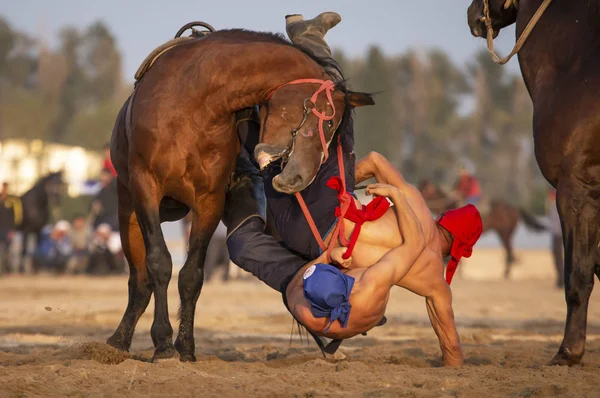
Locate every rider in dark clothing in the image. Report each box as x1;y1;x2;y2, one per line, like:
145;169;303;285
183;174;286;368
262;114;355;260
227;110;354;292
93;170;119;232
224;11;367;355
225;11;353;292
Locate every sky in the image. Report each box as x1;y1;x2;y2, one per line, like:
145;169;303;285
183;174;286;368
2;0;520;82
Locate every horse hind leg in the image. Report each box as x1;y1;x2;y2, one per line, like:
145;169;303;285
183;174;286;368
130;172;176;361
496;229;516;279
549;182;598;366
174;193;223;362
107;180;153;352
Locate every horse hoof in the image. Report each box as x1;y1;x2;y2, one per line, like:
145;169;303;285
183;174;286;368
152;346;178;362
106;335;130;352
324;351;346;361
548;352;581;366
174;338;196;362
179;353;197;362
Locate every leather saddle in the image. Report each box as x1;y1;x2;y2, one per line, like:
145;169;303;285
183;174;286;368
134;21;215;83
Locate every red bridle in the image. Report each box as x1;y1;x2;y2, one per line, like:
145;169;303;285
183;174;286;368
266;78;386;263
266;79;336;162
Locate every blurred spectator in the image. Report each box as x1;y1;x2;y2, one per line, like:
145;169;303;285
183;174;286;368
0;182;8;202
65;204;100;274
546;188;564;288
103;143;117;177
93;168;119;232
0;182;13;273
87;223;121;275
452;158;481;206
34;220;73;273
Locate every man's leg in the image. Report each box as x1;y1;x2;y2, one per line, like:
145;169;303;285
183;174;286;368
223;155;306;292
285;12;343;82
285;12;341;59
223;154;344;355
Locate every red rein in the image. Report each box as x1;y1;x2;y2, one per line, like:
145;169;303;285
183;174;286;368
266;79;387;262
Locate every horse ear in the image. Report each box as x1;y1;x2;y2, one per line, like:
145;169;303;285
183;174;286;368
346;91;375;108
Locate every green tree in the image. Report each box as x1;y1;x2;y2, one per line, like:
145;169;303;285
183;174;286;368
352;46;401;163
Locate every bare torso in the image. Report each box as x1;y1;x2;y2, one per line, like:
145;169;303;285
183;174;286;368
284;153;463;366
287;183;448;339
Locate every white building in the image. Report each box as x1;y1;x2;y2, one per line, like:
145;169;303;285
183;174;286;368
0;139;103;196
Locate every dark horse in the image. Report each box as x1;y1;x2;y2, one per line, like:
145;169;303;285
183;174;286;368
107;28;372;361
418;180;545;278
0;171;64;273
468;0;600;365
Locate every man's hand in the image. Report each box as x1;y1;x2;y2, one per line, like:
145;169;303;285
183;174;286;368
331;247;352;268
365;183;400;199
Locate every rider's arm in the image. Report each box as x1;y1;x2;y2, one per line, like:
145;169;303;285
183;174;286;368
359;185;425;288
425;280;463;367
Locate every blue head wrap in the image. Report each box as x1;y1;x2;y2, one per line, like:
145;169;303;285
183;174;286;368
302;263;355;332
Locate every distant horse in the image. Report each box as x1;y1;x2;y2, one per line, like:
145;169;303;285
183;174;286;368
468;0;600;365
0;171;64;273
107;27;372;361
418;180;545;278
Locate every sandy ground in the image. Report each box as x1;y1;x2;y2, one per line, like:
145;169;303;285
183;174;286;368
1;248;600;398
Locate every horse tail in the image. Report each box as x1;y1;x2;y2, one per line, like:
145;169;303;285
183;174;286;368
519;208;546;232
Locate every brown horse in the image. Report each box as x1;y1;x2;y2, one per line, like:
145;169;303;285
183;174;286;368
468;0;600;365
107;28;372;361
418;180;545;278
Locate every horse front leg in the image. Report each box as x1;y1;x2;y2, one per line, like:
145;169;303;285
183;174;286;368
549;181;598;366
174;192;223;362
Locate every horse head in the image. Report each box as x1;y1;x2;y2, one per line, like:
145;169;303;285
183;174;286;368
255;80;373;194
468;0;518;39
43;171;65;207
418;179;459;215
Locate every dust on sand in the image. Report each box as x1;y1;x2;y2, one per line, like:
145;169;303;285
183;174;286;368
1;249;600;397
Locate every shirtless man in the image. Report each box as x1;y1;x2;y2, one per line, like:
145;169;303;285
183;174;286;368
287;152;482;366
224;11;482;366
225;149;482;366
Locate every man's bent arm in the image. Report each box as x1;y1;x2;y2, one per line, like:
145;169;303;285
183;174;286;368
425;281;463;366
360;188;425;288
356;152;412;195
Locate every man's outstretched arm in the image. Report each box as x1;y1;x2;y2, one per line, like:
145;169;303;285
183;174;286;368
425;280;463;366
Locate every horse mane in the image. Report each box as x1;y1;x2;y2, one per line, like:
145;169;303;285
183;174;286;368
215;29;348;90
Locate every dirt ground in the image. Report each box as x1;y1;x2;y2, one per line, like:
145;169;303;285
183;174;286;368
1;248;600;398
